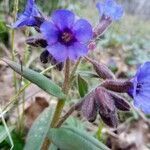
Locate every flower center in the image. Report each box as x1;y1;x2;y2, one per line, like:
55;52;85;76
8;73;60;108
136;83;143;94
58;28;76;46
61;32;73;43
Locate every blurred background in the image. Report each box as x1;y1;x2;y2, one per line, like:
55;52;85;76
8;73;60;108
0;0;150;149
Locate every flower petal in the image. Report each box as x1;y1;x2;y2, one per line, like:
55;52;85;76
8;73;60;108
112;5;124;20
40;21;59;45
12;17;36;28
47;43;68;62
73;19;93;43
68;42;88;60
51;9;75;30
134;94;150;114
136;62;150;82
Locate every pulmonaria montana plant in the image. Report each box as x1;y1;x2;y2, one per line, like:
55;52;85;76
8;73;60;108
12;0;43;28
128;62;150;114
40;9;93;62
6;0;150;149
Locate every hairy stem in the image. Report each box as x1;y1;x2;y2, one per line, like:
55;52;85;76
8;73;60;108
56;101;83;128
43;58;82;149
43;59;70;149
51;58;70;127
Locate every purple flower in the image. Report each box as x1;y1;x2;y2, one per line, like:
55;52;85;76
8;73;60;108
40;9;93;62
96;0;124;21
12;0;43;28
129;62;150;114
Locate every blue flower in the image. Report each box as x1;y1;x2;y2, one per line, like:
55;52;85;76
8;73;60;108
12;0;43;28
96;0;124;21
129;62;150;114
40;9;93;62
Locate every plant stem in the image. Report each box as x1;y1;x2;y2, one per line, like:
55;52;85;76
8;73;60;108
43;59;70;150
11;0;19;130
69;57;81;82
56;101;83;128
43;58;82;149
51;58;70;127
19;29;30;134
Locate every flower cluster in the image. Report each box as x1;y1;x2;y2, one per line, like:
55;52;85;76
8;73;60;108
81;58;131;127
81;87;130;127
12;0;123;63
80;58;150;127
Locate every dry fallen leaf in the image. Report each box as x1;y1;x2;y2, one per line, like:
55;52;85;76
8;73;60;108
24;96;49;130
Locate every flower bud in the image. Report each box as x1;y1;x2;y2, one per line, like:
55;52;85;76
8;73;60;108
26;36;48;48
81;92;98;122
95;87;118;127
93;15;112;38
86;57;115;79
40;50;64;71
88;41;96;51
40;50;49;64
108;92;130;111
101;79;133;93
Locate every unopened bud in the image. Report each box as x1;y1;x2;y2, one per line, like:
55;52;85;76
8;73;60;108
101;79;133;93
86;57;115;79
26;36;47;48
81;91;98;122
108;92;130;111
40;50;49;64
88;41;96;51
95;87;118;127
40;50;64;71
93;15;112;38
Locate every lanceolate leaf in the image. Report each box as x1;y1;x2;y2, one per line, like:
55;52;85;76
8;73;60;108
3;59;65;98
24;106;53;150
48;126;110;150
77;75;88;97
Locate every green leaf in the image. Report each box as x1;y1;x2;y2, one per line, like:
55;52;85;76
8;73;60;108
3;59;65;98
0;126;14;143
48;126;110;150
24;106;54;150
77;75;88;97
